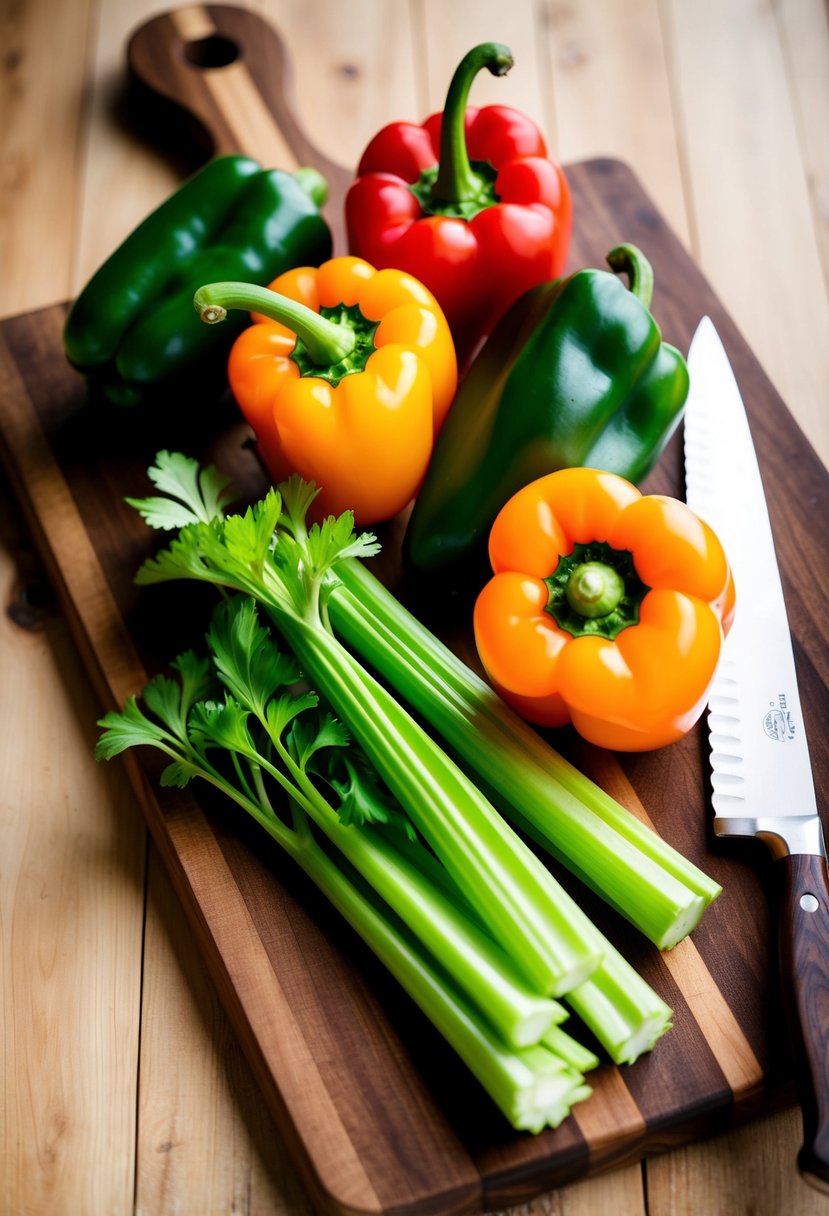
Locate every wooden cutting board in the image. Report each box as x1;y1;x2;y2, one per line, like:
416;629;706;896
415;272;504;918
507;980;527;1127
2;6;828;1214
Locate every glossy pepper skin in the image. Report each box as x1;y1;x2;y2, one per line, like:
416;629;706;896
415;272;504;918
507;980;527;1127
345;43;571;369
64;155;331;407
403;244;689;579
473;468;735;752
195;257;457;525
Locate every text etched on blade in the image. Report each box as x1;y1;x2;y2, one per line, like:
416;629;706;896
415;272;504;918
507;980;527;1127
763;693;796;743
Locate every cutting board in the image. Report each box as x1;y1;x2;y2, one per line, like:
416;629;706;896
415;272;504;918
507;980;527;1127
2;6;828;1214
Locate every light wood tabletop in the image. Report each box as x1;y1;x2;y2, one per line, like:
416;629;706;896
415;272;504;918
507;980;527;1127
2;2;829;1214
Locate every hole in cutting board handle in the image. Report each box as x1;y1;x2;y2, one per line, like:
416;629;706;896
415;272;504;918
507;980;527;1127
183;35;240;69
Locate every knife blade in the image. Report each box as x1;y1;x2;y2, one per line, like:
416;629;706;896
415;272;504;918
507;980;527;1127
684;315;829;1192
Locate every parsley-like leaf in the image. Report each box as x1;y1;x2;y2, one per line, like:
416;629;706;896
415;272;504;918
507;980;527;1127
304;513;380;581
219;492;282;579
126;451;234;529
160;759;203;788
139;652;214;741
265;691;319;741
171;651;216;717
207;598;301;723
188;697;258;760
95;697;170;759
287;710;350;771
277;474;322;542
322;749;416;839
135;523;227;587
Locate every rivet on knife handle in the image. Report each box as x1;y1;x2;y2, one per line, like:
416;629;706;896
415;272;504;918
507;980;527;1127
777;852;829;1193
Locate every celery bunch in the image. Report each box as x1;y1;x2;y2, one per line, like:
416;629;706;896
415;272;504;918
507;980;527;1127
97;594;592;1128
95;452;697;1132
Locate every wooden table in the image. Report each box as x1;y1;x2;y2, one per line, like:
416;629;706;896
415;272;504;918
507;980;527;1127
2;2;829;1214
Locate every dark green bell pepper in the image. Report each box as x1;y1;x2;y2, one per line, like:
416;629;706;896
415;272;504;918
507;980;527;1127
63;155;332;406
403;243;689;577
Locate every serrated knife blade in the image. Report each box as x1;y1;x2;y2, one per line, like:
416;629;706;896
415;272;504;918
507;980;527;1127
684;316;829;1192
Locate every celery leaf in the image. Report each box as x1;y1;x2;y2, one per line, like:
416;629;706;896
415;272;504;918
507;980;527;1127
188;698;257;759
265;691;320;740
207;598;301;721
277;474;322;541
287;711;350;770
142;651;213;741
95;697;170;759
126;451;234;528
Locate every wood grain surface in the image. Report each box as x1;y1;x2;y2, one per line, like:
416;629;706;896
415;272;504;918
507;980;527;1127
2;3;829;1215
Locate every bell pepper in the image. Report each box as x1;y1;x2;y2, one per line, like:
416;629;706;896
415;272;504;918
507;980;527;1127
473;468;735;752
345;42;571;368
194;256;457;525
403;244;689;579
64;155;331;406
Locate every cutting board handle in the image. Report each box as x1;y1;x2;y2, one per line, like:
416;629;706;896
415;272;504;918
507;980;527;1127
126;4;350;249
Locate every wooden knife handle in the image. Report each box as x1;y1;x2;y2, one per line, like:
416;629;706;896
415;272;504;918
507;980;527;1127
126;4;350;249
777;851;829;1192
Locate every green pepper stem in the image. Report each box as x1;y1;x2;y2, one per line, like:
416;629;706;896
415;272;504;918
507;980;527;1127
292;165;328;209
606;244;654;311
432;42;514;206
193;281;356;365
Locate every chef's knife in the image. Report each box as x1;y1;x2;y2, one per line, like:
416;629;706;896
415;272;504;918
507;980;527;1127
684;316;829;1192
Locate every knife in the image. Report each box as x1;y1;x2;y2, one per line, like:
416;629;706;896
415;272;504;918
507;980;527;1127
684;315;829;1191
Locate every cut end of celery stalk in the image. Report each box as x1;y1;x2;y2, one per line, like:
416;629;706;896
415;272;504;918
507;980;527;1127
612;1012;675;1066
548;947;605;1000
566;940;674;1067
654;892;714;950
508;999;570;1050
508;1058;593;1133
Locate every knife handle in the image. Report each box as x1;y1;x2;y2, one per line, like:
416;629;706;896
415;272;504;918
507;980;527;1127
777;851;829;1192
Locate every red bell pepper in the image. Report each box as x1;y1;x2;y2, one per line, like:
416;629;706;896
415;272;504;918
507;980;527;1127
345;43;572;367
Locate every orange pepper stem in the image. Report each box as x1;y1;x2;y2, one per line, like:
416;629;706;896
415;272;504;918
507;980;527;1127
565;562;625;619
545;542;649;641
194;281;357;366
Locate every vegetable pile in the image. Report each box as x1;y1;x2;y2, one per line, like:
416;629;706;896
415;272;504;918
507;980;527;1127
96;453;718;1131
67;36;736;1140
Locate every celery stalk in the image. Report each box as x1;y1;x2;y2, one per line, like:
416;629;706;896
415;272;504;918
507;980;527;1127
541;1024;600;1075
295;837;593;1132
330;559;721;948
299;795;567;1050
565;938;673;1065
277;613;604;996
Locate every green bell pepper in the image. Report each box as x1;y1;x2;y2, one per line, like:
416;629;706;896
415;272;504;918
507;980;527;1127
63;155;331;406
403;243;689;578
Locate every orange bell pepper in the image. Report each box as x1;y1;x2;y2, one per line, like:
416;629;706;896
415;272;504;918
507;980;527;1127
194;256;457;524
473;467;735;752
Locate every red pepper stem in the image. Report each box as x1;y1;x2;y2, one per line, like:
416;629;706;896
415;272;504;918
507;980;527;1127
432;42;514;206
193;281;357;365
606;244;655;311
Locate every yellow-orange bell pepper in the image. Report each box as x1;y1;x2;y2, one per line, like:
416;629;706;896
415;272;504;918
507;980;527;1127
194;256;457;524
473;467;735;752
